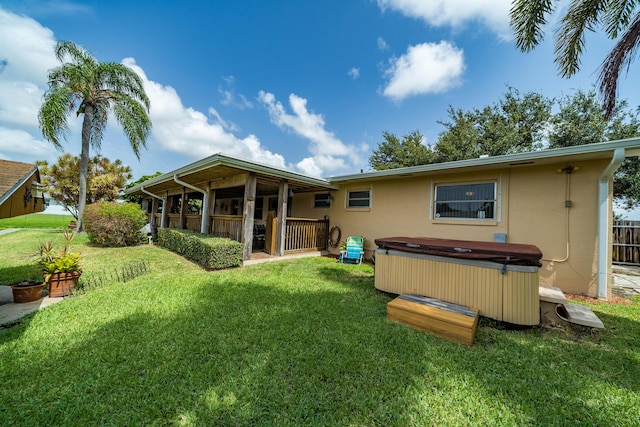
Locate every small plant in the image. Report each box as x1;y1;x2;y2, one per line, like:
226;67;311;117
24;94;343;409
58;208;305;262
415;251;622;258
38;232;81;284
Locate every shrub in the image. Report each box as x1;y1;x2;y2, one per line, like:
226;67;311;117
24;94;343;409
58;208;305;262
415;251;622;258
83;201;147;247
157;228;242;269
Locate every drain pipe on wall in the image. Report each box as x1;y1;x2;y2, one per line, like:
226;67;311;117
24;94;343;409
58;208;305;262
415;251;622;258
597;148;626;299
173;175;209;234
140;186;167;228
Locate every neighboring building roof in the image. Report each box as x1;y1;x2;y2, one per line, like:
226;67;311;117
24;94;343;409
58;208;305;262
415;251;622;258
328;138;640;183
0;160;39;206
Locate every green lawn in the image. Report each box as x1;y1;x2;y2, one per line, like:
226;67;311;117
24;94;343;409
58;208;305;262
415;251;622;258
1;230;638;426
0;213;74;230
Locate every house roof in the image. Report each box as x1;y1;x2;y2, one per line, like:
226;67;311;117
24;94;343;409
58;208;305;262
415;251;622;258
0;160;40;205
328;138;640;183
125;152;337;197
126;138;640;197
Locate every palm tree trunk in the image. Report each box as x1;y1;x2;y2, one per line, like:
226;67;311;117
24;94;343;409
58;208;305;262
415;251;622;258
77;105;92;232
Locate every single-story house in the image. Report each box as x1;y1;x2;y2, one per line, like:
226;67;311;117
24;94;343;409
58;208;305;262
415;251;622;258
125;137;640;300
0;160;45;219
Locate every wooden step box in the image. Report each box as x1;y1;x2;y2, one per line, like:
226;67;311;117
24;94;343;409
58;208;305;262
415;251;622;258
387;294;479;345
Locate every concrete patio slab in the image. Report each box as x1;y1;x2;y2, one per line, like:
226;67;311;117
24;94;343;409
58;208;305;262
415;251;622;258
0;285;64;326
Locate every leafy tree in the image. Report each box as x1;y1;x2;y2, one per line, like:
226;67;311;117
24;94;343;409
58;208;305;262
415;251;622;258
549;89;640;147
549;89;640;209
510;0;640;118
38;41;151;231
123;172;163;204
368;130;435;170
549;90;609;147
38;154;133;218
434;88;552;161
369;87;640;208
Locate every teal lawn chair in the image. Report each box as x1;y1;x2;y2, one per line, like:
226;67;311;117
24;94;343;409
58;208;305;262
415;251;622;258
339;236;364;264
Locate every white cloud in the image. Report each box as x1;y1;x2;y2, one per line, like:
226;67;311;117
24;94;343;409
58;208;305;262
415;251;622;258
377;0;512;40
122;58;286;169
258;91;362;176
0;127;55;160
377;36;389;50
382;41;465;101
218;75;253;109
348;67;360;79
208;107;240;132
0;9;58;131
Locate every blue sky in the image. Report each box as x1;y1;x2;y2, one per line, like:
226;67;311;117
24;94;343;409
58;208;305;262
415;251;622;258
1;0;639;182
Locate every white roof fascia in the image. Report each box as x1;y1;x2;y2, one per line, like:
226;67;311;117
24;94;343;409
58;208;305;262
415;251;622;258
328;138;640;183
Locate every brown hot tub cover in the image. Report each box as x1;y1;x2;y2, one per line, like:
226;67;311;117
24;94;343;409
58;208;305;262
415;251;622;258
375;237;543;267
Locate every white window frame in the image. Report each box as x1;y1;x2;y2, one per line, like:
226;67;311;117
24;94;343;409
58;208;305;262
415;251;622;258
346;188;371;209
432;181;498;220
313;193;332;209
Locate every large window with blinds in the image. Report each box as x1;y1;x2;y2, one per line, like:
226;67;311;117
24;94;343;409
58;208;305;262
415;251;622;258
434;182;496;219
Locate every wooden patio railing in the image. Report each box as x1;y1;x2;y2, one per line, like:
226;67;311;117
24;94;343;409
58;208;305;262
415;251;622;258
210;215;243;242
184;214;201;232
284;217;329;253
148;212;327;254
166;213;181;229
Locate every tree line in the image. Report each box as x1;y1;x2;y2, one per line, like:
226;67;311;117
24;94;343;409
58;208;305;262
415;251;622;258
369;88;640;209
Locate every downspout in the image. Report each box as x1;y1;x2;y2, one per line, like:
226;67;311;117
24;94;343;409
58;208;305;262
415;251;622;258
597;148;625;299
173;175;208;234
140;186;167;228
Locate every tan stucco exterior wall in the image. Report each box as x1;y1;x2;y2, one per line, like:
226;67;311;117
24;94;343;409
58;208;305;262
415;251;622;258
292;159;611;297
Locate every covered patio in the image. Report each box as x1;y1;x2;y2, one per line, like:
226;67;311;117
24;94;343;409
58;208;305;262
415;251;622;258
125;154;337;261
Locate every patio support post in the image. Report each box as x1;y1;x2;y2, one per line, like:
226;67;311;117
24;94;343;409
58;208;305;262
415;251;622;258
179;188;186;229
242;173;257;260
200;191;209;234
208;189;216;233
160;194;167;228
276;180;288;256
150;198;158;227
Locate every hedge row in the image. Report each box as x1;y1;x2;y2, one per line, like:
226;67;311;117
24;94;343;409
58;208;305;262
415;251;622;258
157;228;243;270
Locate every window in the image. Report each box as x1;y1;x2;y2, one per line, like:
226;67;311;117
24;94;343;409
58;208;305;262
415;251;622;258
347;189;371;208
434;182;496;219
314;193;331;208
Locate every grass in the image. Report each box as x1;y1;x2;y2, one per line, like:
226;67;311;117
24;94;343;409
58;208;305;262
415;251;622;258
0;213;74;230
1;230;639;426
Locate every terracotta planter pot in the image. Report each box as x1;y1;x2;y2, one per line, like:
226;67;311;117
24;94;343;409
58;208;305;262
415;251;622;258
46;271;82;297
11;281;45;303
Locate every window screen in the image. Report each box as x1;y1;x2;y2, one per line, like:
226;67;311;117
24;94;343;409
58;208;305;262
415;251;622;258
347;190;371;208
314;193;331;208
434;182;495;219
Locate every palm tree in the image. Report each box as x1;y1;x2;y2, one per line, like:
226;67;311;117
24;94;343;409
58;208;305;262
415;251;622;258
39;40;151;230
510;0;640;119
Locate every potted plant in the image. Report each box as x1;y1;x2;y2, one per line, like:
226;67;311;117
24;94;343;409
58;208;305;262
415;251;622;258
10;280;45;303
39;231;82;297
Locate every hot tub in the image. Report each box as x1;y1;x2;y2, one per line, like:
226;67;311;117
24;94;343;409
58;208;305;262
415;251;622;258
374;237;542;325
